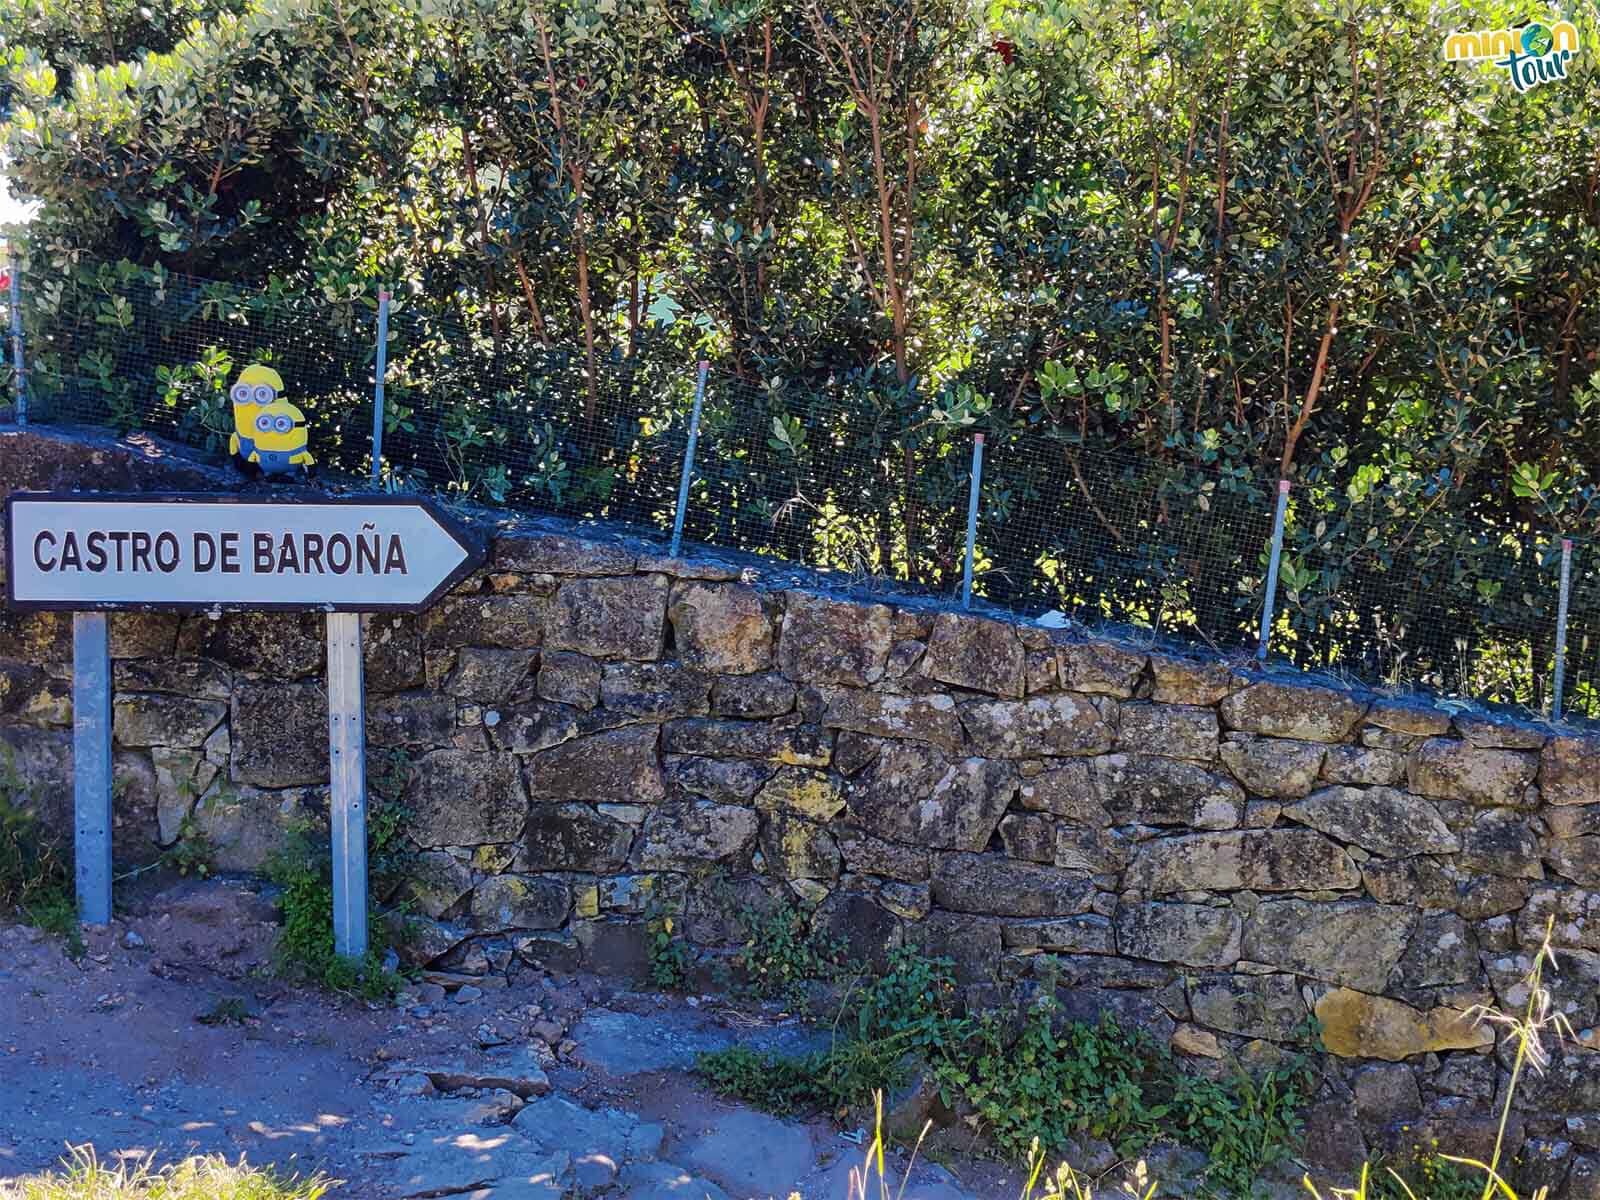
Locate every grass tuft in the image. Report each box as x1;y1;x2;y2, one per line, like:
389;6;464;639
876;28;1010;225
0;1147;336;1200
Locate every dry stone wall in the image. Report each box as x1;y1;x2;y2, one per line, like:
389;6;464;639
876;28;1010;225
2;428;1599;1188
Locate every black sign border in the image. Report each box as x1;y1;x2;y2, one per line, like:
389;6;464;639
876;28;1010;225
4;491;488;614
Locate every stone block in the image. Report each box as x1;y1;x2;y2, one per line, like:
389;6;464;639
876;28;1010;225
930;852;1095;917
1001;915;1113;954
1220;681;1368;742
518;804;634;871
115;693;227;750
546;575;668;660
1091;753;1243;829
599;662;712;720
406;749;527;846
1320;745;1406;787
999;813;1055;863
777;593;893;686
754;766;844;821
1016;760;1106;824
666;756;774;802
1116;901;1241;967
662;719;831;766
536;650;601;710
1314;988;1491;1061
112;658;230;700
922;612;1025;697
1056;641;1147;698
362;613;425;692
1543;736;1600;807
445;648;537;704
1119;704;1219;762
818;687;964;753
1130;830;1361;894
836;830;930;881
471;875;571;930
668;582;773;674
1147;653;1237;705
1242;899;1414;990
759;812;841;880
713;673;794;719
959;694;1116;758
422;594;548;649
633;801;759;868
485;701;581;755
524;725;664;805
492;533;635;575
1283;786;1458;857
846;742;1016;850
230;681;326;787
1189;973;1304;1040
1219;735;1326;798
1409;738;1537;807
1366;699;1451;736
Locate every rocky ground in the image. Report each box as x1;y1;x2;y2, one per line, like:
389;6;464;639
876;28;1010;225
0;876;1043;1200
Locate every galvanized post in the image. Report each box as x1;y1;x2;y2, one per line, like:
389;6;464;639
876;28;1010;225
327;612;369;959
1257;479;1291;662
1552;537;1573;720
72;613;112;924
669;361;709;558
370;288;390;484
7;245;25;425
962;433;984;609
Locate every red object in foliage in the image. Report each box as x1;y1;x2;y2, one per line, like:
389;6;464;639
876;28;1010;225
992;38;1014;65
0;270;10;292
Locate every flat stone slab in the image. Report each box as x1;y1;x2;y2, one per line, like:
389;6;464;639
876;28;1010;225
569;1007;828;1076
510;1094;662;1162
385;1131;567;1199
619;1160;734;1200
675;1109;818;1198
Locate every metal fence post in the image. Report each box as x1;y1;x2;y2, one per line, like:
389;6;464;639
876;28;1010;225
962;433;985;609
1257;479;1291;662
1552;537;1573;720
370;288;390;484
669;361;709;558
7;245;25;425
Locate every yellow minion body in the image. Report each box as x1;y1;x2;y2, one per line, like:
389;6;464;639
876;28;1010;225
225;364;313;475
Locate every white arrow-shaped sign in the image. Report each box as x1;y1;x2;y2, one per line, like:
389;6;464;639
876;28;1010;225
5;493;486;613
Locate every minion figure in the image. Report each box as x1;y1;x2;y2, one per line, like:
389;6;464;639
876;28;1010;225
228;364;314;477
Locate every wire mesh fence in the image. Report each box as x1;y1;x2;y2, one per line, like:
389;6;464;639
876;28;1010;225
969;433;1275;653
17;265;375;472
5;251;1595;725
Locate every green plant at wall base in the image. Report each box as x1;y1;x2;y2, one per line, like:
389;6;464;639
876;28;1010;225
731;900;845;1002
264;797;414;1001
0;747;83;957
646;910;691;992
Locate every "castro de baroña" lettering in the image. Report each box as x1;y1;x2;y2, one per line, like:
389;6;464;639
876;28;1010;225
32;526;409;577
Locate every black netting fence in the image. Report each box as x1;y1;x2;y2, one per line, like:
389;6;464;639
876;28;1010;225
4;253;1594;725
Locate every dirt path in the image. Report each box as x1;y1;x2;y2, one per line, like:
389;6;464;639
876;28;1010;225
0;878;1020;1200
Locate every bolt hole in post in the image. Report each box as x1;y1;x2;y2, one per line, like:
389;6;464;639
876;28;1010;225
1257;479;1291;662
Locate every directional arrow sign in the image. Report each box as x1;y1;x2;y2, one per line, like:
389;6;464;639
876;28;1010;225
5;493;485;613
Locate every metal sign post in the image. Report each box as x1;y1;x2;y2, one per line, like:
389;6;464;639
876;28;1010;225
5;493;484;951
327;612;369;958
72;613;112;924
